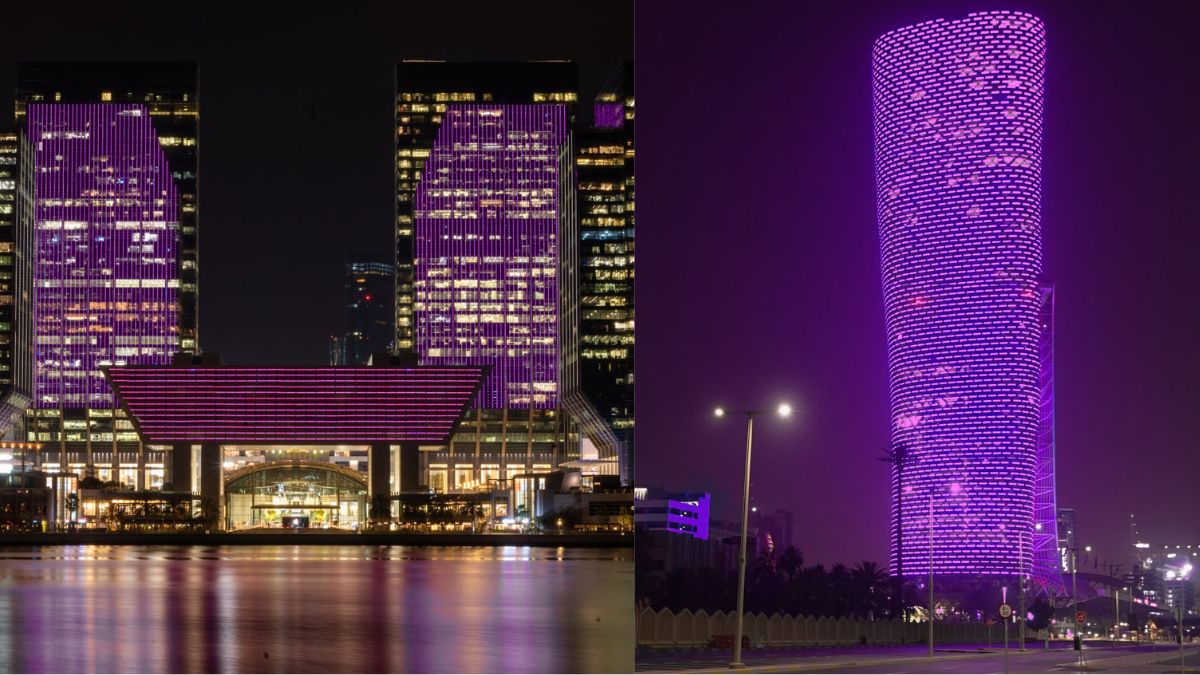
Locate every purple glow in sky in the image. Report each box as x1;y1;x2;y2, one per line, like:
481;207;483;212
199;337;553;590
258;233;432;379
412;104;568;410
29;103;180;409
874;11;1045;579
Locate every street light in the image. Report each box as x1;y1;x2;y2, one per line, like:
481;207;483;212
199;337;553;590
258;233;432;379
1067;544;1091;668
715;403;791;669
923;483;963;657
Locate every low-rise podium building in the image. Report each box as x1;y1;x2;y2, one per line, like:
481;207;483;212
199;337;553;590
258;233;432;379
100;355;487;529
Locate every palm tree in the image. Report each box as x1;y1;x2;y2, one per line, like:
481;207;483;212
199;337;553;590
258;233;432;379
830;563;853;617
368;494;392;529
878;442;915;620
851;560;890;619
197;497;220;533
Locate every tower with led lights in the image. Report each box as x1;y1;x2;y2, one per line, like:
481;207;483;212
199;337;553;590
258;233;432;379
873;11;1049;580
15;63;197;490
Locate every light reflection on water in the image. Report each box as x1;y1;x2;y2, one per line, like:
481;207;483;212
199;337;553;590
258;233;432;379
0;545;632;673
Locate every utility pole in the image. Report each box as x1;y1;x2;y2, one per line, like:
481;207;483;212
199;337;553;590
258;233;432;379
1179;605;1186;675
1114;586;1119;646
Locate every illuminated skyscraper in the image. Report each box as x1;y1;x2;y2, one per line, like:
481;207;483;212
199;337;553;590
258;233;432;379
0;129;32;439
342;256;394;365
395;61;577;355
415;105;568;408
873;12;1046;578
15;63;197;489
17;64;199;352
564;62;635;485
397;61;586;492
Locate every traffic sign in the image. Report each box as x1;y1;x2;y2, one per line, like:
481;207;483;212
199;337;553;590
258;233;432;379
999;603;1013;618
1075;611;1086;624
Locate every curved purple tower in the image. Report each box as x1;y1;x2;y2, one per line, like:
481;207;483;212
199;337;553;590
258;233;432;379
873;11;1048;579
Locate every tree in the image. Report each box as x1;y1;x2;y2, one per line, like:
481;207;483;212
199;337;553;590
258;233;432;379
851;561;890;619
1027;599;1054;631
368;494;392;529
878;442;915;620
197;497;220;532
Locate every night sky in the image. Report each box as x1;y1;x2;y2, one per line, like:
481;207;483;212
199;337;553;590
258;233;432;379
637;0;1200;569
0;2;632;364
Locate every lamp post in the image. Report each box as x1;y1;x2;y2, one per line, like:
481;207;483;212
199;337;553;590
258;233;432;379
923;483;965;657
1114;586;1120;644
715;402;791;669
1068;545;1091;668
928;492;934;656
1020;525;1033;651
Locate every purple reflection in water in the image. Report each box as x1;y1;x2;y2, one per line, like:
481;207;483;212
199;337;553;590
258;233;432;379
0;545;631;673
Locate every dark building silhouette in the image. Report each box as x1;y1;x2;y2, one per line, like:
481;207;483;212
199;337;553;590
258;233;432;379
342;256;394;365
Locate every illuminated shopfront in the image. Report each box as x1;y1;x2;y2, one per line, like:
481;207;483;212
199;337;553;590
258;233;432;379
224;461;367;530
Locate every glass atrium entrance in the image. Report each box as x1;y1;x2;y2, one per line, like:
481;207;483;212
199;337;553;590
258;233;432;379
224;461;367;531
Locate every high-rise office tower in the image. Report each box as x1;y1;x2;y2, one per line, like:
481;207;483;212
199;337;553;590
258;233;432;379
397;61;594;493
564;62;635;485
873;12;1046;579
342;256;394;365
0;129;31;439
15;63;198;489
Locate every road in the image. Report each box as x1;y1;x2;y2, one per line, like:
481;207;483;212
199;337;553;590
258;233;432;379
638;642;1200;673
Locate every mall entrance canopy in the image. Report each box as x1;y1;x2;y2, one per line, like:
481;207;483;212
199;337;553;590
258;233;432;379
224;460;369;530
104;363;488;524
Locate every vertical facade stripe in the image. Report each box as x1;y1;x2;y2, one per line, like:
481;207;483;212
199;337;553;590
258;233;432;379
29;103;181;409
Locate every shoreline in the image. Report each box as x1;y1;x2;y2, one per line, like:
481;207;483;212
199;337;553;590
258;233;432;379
0;531;633;547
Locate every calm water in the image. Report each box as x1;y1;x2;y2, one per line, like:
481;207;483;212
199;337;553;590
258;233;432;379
0;545;632;673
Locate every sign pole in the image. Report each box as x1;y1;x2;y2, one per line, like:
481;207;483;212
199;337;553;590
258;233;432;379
999;598;1014;674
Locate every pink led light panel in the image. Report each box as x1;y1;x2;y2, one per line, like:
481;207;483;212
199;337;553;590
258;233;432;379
105;367;487;443
29;104;181;409
874;11;1046;578
413;104;567;410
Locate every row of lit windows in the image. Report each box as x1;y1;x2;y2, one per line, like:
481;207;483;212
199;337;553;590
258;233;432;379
582;348;630;360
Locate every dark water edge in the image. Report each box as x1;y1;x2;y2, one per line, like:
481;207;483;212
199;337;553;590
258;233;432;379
0;531;633;547
0;545;633;673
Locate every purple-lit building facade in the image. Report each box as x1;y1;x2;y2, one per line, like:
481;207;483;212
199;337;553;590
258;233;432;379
105;361;487;529
397;61;629;492
28;104;180;409
874;12;1052;581
414;104;568;410
12;64;198;491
